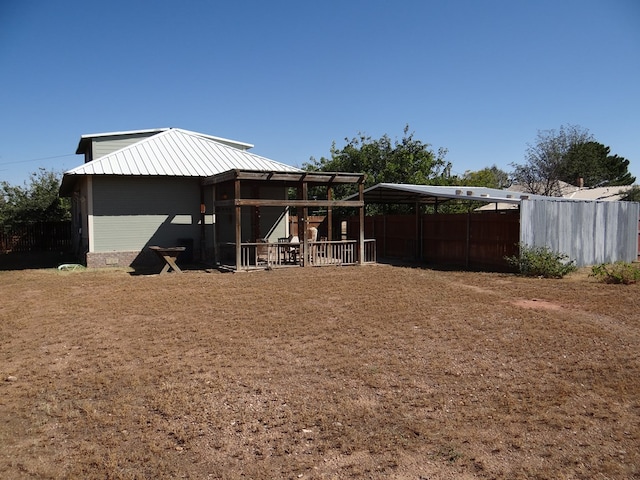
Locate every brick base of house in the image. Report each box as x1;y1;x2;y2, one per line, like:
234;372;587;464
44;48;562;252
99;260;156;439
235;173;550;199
86;250;157;269
85;244;204;269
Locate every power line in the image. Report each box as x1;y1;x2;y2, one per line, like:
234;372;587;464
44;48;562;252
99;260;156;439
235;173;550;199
0;153;75;167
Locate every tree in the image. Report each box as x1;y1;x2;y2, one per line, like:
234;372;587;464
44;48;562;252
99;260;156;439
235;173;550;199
559;141;635;187
459;165;511;189
621;185;640;202
601;152;635;186
511;124;635;195
511;124;593;196
0;169;70;225
304;125;452;199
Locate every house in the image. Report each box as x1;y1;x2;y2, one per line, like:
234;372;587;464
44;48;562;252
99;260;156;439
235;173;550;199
60;128;370;270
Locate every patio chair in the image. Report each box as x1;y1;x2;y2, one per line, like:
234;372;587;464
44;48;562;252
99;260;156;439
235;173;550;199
287;235;300;263
256;238;269;265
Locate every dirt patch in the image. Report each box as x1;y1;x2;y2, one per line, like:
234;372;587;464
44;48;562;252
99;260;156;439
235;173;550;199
1;265;639;479
512;298;563;310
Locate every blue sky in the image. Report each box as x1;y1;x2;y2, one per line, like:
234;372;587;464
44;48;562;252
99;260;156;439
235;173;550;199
1;0;639;186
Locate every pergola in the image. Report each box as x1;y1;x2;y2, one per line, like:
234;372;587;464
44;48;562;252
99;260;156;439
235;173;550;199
203;169;367;269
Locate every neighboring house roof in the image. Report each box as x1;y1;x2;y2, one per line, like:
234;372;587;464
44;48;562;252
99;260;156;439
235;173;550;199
61;128;301;194
560;185;632;201
476;182;634;210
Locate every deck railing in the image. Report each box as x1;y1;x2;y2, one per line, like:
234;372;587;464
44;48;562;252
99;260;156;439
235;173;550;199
363;238;377;264
220;239;376;270
309;240;355;266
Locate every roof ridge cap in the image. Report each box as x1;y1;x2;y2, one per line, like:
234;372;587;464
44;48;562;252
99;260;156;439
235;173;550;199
171;128;254;150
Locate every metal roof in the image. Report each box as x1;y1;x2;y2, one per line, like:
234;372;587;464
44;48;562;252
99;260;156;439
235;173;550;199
354;183;572;204
64;128;300;176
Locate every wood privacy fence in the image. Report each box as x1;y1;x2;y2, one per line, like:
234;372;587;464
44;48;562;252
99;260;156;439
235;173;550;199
348;211;520;271
0;221;73;253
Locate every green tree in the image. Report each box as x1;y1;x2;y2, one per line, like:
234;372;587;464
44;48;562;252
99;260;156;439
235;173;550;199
559;141;635;187
511;125;635;195
304;125;452;198
459;165;510;189
0;169;70;225
621;185;640;202
511;124;593;196
601;152;635;186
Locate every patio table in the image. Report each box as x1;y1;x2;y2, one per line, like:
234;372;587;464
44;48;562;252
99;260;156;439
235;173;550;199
276;238;299;264
149;246;186;274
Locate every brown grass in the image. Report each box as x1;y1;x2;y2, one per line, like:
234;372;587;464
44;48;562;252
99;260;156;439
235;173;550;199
1;265;639;479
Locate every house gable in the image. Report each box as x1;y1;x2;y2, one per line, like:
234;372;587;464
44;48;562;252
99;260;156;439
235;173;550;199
74;128;255;163
76;128;169;163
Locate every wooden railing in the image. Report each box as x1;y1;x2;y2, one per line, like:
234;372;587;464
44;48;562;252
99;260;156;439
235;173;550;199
363;238;377;264
309;239;376;265
309;240;355;266
220;239;376;270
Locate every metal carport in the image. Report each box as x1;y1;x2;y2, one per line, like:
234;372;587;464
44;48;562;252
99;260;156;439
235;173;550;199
350;183;640;268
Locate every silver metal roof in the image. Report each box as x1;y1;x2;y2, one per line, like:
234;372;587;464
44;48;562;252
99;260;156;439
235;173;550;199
355;183;575;204
64;128;300;178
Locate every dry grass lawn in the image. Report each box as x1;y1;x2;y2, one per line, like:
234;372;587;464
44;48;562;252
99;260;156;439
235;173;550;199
1;264;639;479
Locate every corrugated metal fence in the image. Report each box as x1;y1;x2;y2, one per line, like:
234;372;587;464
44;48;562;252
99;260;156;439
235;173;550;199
520;199;640;267
0;221;73;253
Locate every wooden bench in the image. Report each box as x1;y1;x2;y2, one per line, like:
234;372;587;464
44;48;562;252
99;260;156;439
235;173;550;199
149;246;186;274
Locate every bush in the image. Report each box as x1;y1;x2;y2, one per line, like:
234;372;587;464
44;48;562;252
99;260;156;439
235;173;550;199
590;262;640;284
505;244;577;278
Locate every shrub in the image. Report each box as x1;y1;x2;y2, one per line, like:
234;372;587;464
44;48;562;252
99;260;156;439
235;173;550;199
505;244;577;278
590;262;640;284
